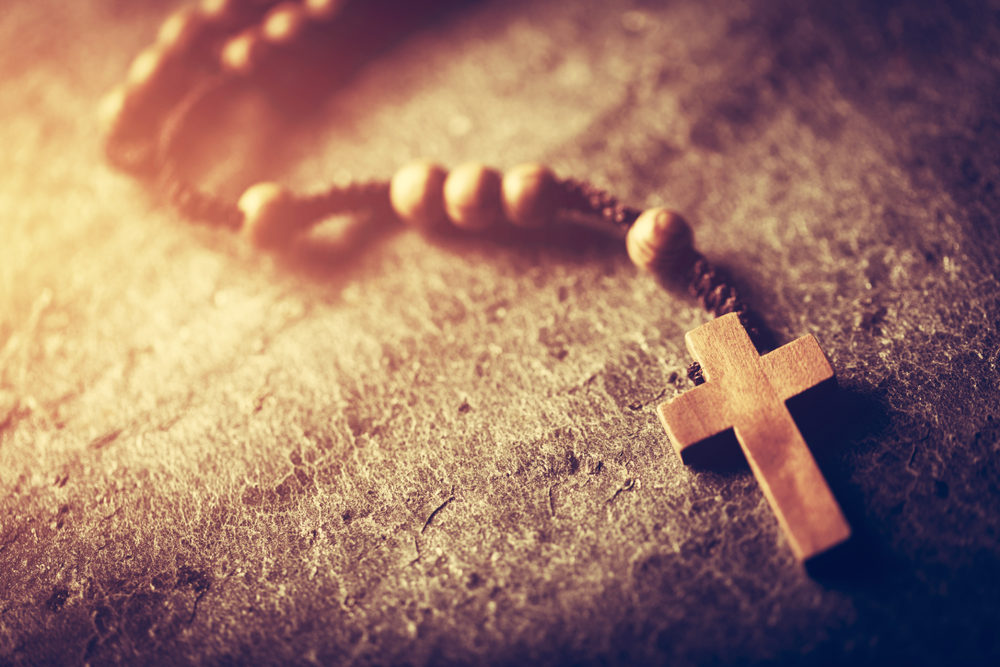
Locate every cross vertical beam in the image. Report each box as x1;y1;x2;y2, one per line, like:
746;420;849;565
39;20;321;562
658;313;850;562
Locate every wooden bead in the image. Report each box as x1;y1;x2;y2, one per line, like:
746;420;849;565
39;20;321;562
157;7;205;51
98;84;128;136
263;3;307;44
390;161;449;232
626;208;695;275
443;163;502;231
221;30;267;75
304;0;343;20
239;182;300;248
199;0;241;22
502;163;558;228
127;46;169;88
125;45;194;113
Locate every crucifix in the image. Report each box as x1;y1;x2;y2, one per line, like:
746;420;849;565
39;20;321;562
658;313;851;562
103;0;854;566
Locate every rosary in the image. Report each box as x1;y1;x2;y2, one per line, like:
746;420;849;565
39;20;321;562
101;0;851;565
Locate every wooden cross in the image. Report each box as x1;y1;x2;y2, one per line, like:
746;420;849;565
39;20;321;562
658;313;850;562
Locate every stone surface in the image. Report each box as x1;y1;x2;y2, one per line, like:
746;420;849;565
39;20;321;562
1;0;999;664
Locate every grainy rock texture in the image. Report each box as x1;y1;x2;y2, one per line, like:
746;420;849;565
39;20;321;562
2;0;999;664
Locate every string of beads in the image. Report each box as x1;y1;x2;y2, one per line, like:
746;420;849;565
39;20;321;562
100;0;762;382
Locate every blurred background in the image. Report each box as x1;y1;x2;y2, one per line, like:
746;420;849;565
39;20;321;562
1;0;999;664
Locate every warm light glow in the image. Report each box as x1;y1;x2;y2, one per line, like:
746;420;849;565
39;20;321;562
127;47;162;86
97;84;127;135
263;4;307;44
304;0;343;21
220;30;261;75
157;7;200;51
199;0;238;20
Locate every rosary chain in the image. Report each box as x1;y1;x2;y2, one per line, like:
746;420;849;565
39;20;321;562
101;0;764;384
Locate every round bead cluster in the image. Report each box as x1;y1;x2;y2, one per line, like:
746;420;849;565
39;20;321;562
237;159;696;282
102;0;763;384
391;161;557;233
101;0;341;151
103;0;700;285
236;161;562;248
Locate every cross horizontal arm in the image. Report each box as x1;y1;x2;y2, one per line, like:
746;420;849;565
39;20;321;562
657;382;731;459
760;334;833;401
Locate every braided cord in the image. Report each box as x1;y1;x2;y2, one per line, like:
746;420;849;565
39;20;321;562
683;254;761;384
557;178;642;229
103;1;766;386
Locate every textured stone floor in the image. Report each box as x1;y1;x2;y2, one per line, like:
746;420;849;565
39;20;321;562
2;0;999;664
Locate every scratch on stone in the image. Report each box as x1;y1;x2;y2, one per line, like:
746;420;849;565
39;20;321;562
157;413;183;432
0;528;22;554
906;442;918;472
188;589;207;625
88;429;123;450
568;373;598;395
421;491;455;534
409;535;422;565
630;391;666;410
0;399;19;435
100;507;122;522
0;393;37;439
253;391;273;413
548;483;558;517
0;288;53;370
607;478;636;504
